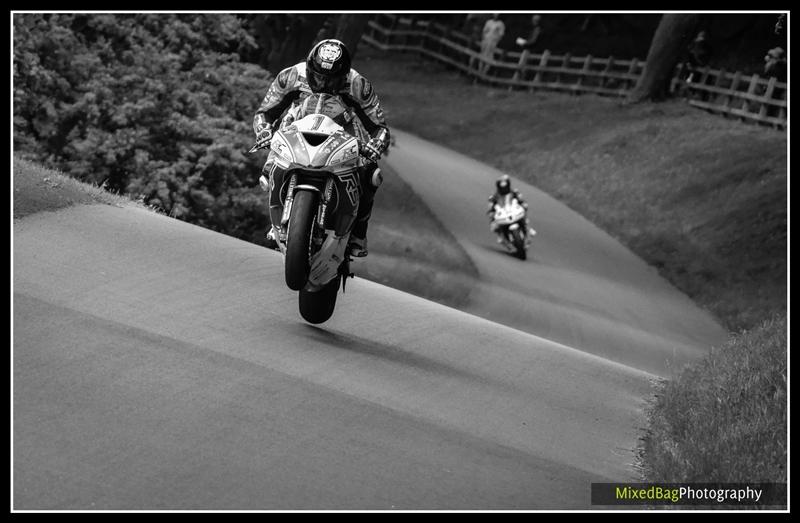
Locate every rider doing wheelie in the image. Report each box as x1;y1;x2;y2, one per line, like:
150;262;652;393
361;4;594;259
253;38;391;257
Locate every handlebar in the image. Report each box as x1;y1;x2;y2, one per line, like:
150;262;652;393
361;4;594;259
246;137;378;161
247;139;272;155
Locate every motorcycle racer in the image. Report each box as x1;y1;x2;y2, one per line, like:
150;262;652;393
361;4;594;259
487;175;537;243
254;39;391;257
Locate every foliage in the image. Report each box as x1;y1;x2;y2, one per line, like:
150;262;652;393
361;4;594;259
14;13;273;239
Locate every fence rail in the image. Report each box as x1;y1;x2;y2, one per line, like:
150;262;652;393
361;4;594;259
362;14;787;130
671;64;787;129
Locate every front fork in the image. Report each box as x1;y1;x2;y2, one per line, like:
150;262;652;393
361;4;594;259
261;160;358;290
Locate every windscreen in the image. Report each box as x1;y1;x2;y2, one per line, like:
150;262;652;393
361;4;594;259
290;93;350;126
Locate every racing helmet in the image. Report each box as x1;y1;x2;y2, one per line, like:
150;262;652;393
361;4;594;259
496;174;511;195
306;39;351;94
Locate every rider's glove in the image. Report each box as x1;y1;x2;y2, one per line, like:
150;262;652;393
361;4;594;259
362;138;384;162
255;124;273;146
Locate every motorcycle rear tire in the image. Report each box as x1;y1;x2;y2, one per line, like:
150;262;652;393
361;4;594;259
299;276;340;324
285;190;318;291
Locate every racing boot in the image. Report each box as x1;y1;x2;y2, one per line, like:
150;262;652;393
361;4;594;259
259;156;281;251
348;164;382;258
525;218;537;246
348;234;368;258
527;218;537;237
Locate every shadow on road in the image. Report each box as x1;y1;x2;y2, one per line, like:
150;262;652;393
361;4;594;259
474;241;538;263
298;323;498;388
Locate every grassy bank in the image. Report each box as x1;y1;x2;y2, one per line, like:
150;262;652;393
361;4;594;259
357;47;787;334
13;157;144;219
356;48;787;485
638;314;787;483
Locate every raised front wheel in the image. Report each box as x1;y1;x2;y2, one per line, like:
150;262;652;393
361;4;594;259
298;276;340;324
285;190;318;291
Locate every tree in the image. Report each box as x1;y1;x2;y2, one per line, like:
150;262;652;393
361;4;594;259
13;13;273;243
332;14;371;59
241;14;328;74
627;14;701;103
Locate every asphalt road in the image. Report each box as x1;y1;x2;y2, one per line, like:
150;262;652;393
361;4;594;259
383;130;728;376
13;130;727;510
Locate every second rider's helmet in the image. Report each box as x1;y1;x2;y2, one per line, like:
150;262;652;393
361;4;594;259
306;39;352;94
496;175;511;195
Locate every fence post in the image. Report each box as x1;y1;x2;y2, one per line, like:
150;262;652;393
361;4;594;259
420;19;431;57
743;74;760;122
433;23;445;57
510;49;529;90
758;76;777;122
697;65;712;101
671;62;685;95
724;71;741;113
403;16;415;50
441;24;451;61
559;52;571;88
700;65;711;84
777;86;787;128
576;54;592;94
626;58;639;92
602;56;614;89
707;68;725;109
533;50;550;91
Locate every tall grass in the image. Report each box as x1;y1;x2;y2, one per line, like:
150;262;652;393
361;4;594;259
638;314;787;482
13;156;153;218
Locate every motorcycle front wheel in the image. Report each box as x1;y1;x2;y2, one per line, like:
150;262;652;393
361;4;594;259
512;228;527;260
299;276;340;324
285;190;318;291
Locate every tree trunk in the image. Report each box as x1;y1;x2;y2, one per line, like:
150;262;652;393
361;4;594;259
627;14;701;103
333;14;371;59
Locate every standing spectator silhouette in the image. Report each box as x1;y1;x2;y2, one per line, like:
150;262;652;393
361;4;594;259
463;13;486;44
762;46;787;118
764;47;787;82
464;13;487;71
680;30;712;101
515;14;542;53
774;13;786;37
515;14;542;81
685;30;712;84
766;13;787;83
479;13;505;76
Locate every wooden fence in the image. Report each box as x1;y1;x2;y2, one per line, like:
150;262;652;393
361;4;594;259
362;15;643;97
361;14;787;130
671;64;787;130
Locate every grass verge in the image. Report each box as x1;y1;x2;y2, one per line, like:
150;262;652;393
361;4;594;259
638;314;787;483
13;156;145;219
